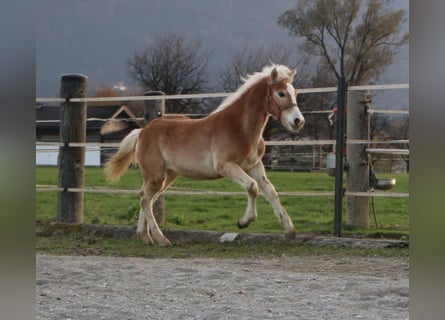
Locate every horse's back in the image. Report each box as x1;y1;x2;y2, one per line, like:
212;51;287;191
137;116;221;179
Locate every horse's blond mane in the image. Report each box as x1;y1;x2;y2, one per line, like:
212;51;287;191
212;64;293;114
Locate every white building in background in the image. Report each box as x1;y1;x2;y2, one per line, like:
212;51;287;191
36;145;101;166
36;102;141;168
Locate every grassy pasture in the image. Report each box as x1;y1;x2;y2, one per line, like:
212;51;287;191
36;166;409;238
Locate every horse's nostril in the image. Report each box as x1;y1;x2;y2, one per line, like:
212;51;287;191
295;118;305;128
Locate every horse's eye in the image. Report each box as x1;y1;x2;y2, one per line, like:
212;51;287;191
278;91;286;98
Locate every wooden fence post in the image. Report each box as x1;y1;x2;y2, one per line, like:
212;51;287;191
56;74;88;223
346;90;370;227
143;91;166;224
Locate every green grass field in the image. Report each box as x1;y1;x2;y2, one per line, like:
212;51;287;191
36;166;409;238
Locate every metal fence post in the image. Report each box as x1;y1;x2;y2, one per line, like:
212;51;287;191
143;91;165;124
334;76;347;237
143;91;166;224
56;74;88;223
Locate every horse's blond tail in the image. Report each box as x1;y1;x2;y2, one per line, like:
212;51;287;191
104;128;142;182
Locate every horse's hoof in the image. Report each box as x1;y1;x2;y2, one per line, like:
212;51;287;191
157;238;172;247
237;220;248;229
137;230;154;245
142;234;154;245
285;229;297;240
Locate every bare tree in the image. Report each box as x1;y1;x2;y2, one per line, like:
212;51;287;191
278;0;408;85
218;43;293;92
127;32;211;113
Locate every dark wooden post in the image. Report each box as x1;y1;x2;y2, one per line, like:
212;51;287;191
56;74;88;223
346;90;370;228
143;91;166;224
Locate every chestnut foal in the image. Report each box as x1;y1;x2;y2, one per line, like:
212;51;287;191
105;64;305;246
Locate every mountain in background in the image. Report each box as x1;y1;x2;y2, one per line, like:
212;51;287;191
37;0;408;109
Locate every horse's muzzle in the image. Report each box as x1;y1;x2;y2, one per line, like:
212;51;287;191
280;107;305;132
293;117;305;132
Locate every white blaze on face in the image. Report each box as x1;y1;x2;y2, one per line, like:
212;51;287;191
280;83;305;132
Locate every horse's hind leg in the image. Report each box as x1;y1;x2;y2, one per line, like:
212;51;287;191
138;171;178;247
142;194;171;247
248;162;296;239
136;187;154;245
137;193;170;247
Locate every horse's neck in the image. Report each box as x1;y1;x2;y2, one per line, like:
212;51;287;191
241;81;269;137
212;80;269;143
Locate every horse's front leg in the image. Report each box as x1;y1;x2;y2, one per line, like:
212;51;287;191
238;189;258;229
248;162;297;239
218;162;259;228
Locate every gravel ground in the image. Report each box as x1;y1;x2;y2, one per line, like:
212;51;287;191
36;254;408;320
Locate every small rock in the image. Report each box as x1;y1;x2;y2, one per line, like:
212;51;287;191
219;232;239;243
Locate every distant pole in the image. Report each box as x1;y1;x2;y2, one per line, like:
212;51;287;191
334;77;347;237
346;90;371;227
143;91;166;224
143;91;165;125
56;74;88;223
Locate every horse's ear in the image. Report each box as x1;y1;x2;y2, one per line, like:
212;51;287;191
288;67;297;78
269;67;278;84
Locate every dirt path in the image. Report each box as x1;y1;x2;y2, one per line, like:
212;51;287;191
36;254;408;320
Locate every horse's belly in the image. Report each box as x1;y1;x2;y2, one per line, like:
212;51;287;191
176;165;222;180
166;153;221;180
182;171;223;180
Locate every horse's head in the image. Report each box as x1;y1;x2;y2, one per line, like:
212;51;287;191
266;66;305;132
